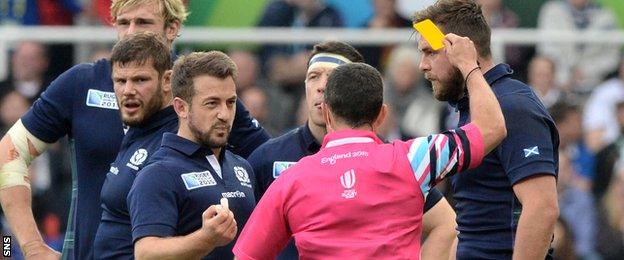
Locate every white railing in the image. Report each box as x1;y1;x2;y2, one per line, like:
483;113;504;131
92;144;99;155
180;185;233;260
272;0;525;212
2;26;624;80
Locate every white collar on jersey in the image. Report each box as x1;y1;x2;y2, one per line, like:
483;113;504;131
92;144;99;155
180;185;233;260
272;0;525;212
325;137;375;148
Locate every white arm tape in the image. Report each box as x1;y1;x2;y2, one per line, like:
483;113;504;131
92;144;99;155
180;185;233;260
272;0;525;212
0;119;50;189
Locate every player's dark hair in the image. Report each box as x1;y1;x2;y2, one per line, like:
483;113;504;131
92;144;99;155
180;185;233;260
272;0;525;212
549;102;579;124
324;63;383;127
308;41;365;66
413;0;491;58
171;51;238;103
110;32;172;76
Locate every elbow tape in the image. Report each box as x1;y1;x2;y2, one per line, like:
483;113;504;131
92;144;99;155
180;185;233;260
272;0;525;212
0;120;50;189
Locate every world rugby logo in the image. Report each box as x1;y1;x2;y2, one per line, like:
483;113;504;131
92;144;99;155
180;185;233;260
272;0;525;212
340;169;356;189
340;169;357;199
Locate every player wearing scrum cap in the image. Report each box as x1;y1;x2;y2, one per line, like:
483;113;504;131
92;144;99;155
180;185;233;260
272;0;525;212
247;41;458;259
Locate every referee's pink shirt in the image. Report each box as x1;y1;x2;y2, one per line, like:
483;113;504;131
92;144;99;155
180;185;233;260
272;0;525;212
234;123;484;260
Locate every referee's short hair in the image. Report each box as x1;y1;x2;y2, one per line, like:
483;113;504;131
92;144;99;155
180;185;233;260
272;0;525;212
325;63;383;128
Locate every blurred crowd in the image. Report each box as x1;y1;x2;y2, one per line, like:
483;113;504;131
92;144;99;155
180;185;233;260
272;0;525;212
2;0;624;259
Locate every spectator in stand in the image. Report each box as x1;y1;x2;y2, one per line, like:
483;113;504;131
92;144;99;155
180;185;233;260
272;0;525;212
478;0;518;32
0;1;82;78
0;0;38;25
0;91;31;133
538;0;620;92
0;41;50;103
593;101;624;200
257;0;343;129
358;0;411;69
0;0;81;25
552;218;576;260
551;102;595;189
229;50;284;134
41;213;63;252
383;45;443;139
596;160;624;260
229;50;261;94
366;0;410;28
38;0;83;77
240;87;278;135
92;0;114;25
476;0;527;74
557;151;600;259
38;0;82;25
257;0;343;79
528;56;564;109
376;105;401;142
583;59;624;152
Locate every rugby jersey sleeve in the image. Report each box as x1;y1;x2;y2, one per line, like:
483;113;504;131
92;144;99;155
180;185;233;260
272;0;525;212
227;99;271;159
496;94;558;184
128;163;179;242
233;169;292;259
21;64;89;142
423;187;443;213
246;143;274;201
406;122;485;197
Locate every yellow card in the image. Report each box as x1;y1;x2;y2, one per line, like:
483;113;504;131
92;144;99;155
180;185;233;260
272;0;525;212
413;19;445;50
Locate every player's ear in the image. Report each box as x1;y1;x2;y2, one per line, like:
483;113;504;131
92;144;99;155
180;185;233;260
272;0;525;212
162;70;172;93
173;97;189;119
372;104;388;131
322;102;334;133
165;19;181;43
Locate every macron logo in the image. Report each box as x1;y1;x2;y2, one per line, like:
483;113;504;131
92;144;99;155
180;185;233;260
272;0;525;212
523;146;539;158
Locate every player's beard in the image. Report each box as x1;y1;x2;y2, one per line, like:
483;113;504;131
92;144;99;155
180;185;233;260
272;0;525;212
432;67;465;102
187;112;231;149
121;83;164;127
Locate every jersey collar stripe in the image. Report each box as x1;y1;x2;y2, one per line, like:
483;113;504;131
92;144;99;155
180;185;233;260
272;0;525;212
325;137;375;148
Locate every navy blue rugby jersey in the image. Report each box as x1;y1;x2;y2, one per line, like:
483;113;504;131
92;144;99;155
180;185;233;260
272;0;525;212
128;133;256;259
93;106;177;259
451;63;559;260
20;59;270;259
